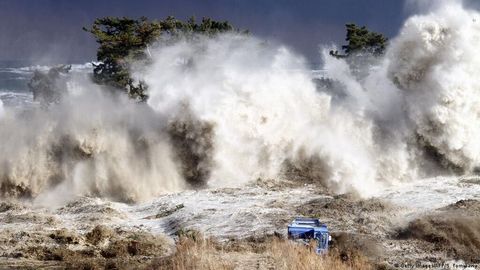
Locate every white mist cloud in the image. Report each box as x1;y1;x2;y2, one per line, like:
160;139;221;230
0;100;4;119
387;0;480;170
3;0;480;205
137;34;403;196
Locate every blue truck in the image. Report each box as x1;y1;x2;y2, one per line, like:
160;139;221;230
287;217;331;254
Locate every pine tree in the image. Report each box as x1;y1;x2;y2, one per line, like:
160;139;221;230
84;16;238;101
330;23;388;58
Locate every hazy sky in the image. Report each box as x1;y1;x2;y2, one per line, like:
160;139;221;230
0;0;419;64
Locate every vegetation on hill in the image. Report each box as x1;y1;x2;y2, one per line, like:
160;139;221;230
330;23;388;58
83;16;239;101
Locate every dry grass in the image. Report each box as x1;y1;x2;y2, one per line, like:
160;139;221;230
151;235;234;270
267;238;373;270
151;233;373;270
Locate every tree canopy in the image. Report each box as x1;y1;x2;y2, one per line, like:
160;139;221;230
84;16;238;101
330;23;388;58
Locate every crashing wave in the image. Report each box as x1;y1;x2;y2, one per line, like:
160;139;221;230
1;1;480;203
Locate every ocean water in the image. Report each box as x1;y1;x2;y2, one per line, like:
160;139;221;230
0;61;33;107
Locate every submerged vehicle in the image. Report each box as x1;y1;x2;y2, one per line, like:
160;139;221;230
287;217;331;254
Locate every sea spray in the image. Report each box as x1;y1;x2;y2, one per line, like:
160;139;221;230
139;35;405;195
2;1;480;203
387;1;480;172
0;100;4;118
0;78;185;204
0;35;390;203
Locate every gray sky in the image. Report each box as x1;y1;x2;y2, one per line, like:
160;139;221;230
0;0;417;64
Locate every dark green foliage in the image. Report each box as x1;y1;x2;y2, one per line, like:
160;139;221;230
160;16;235;36
84;16;237;101
330;23;388;58
83;17;160;101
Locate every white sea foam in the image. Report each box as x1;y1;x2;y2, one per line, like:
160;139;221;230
1;0;480;205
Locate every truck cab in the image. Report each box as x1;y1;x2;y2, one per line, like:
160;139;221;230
287;217;330;254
